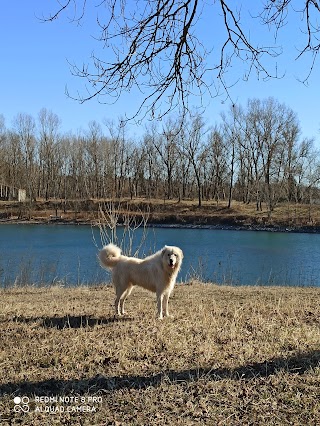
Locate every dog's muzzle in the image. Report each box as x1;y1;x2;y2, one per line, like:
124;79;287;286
169;257;176;269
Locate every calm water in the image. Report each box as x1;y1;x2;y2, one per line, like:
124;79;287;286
0;224;320;287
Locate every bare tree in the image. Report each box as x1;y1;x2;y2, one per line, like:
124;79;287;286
0;115;6;183
259;0;320;83
126;141;148;199
84;120;104;199
249;98;300;217
292;138;320;221
221;105;242;209
206;127;228;204
104;118;130;198
1;102;319;214
67;134;87;199
12;113;37;202
180;115;207;207
143;133;163;199
43;1;320;121
96;201;150;257
221;98;305;215
147;119;180;200
38;108;62;199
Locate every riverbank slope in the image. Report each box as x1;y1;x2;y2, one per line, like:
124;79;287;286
1;198;320;232
1;283;319;424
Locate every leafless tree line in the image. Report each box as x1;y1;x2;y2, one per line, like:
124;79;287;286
0;99;319;216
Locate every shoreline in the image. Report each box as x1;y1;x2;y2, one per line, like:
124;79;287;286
1;217;320;234
1;199;320;234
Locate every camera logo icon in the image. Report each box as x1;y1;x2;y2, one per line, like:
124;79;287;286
13;396;30;413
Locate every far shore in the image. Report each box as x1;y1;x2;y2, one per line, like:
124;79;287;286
1;198;320;234
1;216;320;234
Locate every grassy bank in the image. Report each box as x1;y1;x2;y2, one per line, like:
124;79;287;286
0;283;319;425
1;198;320;231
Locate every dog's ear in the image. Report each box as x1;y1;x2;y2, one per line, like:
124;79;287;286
161;246;168;256
178;248;184;259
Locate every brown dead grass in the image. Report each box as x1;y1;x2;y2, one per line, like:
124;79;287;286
1;198;320;229
0;283;319;425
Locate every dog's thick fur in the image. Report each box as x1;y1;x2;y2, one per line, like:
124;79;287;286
99;243;183;319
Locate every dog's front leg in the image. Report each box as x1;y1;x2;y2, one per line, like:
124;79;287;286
157;293;164;319
163;293;170;317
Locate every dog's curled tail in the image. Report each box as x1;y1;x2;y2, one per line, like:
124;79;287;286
99;243;122;269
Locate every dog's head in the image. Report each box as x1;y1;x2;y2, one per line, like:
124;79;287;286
161;246;183;273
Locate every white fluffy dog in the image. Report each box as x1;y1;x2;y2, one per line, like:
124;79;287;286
99;243;183;319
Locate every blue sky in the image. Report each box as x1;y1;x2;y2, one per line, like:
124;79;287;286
1;1;319;144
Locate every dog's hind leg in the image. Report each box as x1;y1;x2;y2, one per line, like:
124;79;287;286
119;286;133;315
115;283;133;316
115;292;123;316
115;285;125;316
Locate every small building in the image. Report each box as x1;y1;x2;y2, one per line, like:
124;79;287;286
0;184;26;202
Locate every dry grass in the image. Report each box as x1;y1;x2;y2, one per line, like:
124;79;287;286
0;283;319;425
1;198;320;229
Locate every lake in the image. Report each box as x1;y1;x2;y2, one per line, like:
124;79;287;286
0;224;320;287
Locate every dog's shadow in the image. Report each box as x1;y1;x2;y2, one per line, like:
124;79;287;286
1;350;319;397
11;314;132;329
